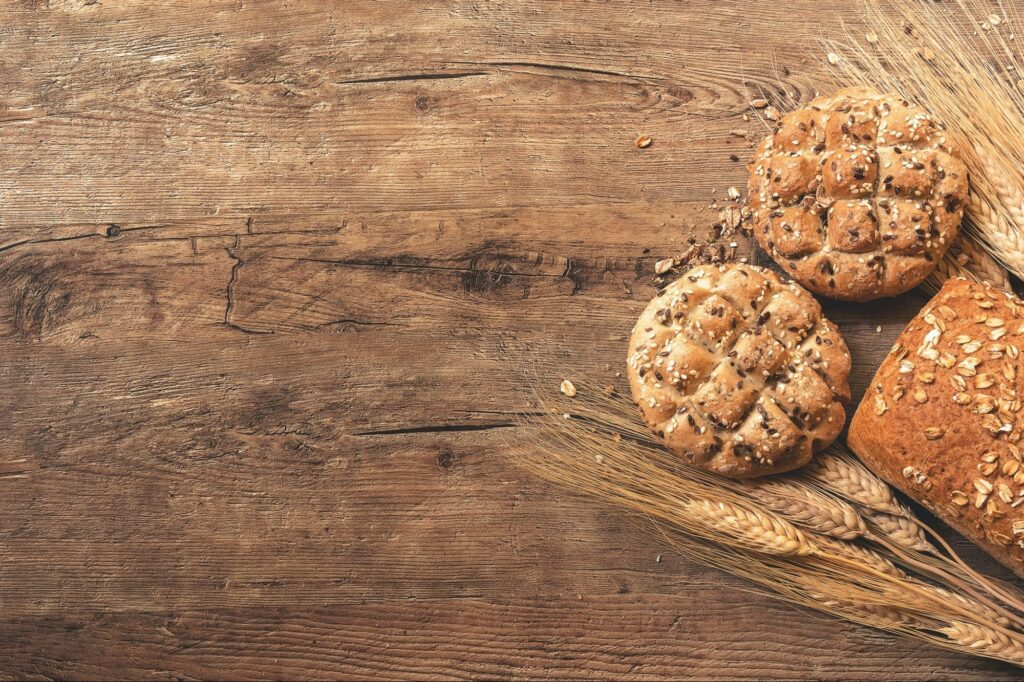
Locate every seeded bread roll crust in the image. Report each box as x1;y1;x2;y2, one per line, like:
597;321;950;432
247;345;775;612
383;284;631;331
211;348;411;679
628;263;851;479
849;278;1024;578
748;86;968;302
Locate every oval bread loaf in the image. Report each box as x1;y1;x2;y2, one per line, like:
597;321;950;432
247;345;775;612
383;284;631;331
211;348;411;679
849;278;1024;578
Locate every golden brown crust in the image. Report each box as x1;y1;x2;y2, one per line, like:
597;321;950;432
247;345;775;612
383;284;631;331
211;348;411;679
627;263;851;479
849;278;1024;578
747;87;968;302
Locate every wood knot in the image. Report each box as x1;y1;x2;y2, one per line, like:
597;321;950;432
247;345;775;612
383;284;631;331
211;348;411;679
436;446;457;472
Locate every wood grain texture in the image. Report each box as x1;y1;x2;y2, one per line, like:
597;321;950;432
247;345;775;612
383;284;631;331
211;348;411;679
0;1;1020;679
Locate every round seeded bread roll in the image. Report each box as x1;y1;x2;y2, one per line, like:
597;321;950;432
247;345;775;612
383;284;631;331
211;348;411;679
748;86;968;302
627;263;851;478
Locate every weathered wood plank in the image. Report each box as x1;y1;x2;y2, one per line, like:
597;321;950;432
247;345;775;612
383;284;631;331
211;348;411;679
2;598;1018;682
0;0;826;233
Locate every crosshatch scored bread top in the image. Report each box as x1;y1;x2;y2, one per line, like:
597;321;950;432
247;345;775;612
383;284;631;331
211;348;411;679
748;86;968;302
849;277;1024;578
628;263;851;479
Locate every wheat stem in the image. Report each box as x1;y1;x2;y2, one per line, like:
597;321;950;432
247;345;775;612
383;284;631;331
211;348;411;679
897;512;1024;618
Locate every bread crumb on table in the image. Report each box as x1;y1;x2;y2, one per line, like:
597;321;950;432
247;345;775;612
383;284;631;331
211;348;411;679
654;258;676;275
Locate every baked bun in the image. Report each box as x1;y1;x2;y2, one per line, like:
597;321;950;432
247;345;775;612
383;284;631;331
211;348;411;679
748;86;968;302
627;263;851;478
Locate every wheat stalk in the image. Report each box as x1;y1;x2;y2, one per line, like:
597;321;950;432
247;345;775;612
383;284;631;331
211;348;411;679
744;479;867;540
982;153;1024;245
537;376;1024;617
651;512;1024;653
968;176;1024;280
957;233;1013;290
515;373;1024;665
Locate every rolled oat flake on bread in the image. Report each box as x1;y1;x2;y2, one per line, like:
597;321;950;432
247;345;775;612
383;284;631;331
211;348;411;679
849;277;1024;578
628;262;851;479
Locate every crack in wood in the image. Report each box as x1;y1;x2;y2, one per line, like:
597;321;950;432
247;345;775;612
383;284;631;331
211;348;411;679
353;422;515;436
324;318;399;329
0;222;214;256
337;71;488;85
223;237;272;335
337;62;658;89
265;254;571;280
0;232;102;255
451;60;661;81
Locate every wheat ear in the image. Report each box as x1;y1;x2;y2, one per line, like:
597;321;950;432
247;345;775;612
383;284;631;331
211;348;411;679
966;188;1024;280
937;620;1024;665
686;498;812;557
866;510;937;554
812;592;918;626
744;479;866;540
954;233;1013;290
983;154;1024;235
925;233;1011;294
920;585;1013;629
812;535;905;578
800;448;904;516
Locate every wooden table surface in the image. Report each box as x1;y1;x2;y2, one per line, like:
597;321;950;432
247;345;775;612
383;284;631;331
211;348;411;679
1;1;1021;679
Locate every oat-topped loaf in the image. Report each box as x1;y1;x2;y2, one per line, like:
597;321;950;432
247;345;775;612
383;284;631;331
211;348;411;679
748;86;968;302
627;263;851;478
849;278;1024;578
